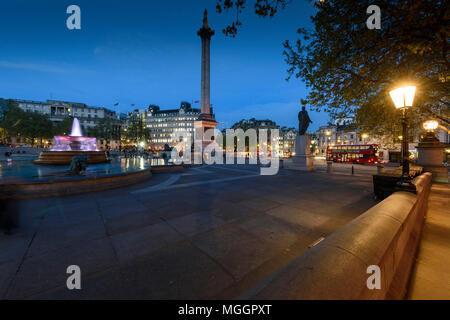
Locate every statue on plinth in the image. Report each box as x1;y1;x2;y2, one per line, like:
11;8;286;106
285;103;315;171
298;106;312;135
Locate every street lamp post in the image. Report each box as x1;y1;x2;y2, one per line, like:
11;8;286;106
389;85;417;193
325;130;331;157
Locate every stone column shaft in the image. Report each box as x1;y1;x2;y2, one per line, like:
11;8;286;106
201;37;210;115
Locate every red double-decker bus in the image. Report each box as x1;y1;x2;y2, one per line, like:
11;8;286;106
326;144;380;164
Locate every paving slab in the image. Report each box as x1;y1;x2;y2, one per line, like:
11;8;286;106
0;260;20;299
235;214;310;249
27;219;107;257
165;211;228;237
239;198;281;212
39;205;102;230
266;205;331;234
0;233;32;265
99;201;148;220
211;201;259;222
7;237;117;299
408;183;450;300
192;224;280;280
34;241;235;299
110;222;184;262
105;211;162;235
0;163;381;299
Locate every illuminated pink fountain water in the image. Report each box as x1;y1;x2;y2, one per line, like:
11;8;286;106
51;118;99;151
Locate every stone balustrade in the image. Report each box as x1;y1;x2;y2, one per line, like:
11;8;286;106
246;172;432;299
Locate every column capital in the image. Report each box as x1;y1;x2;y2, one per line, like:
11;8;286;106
197;27;215;39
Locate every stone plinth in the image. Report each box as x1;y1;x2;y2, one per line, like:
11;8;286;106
193;118;218;163
285;135;315;171
416;132;447;182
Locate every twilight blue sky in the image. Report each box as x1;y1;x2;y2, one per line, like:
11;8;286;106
0;0;330;131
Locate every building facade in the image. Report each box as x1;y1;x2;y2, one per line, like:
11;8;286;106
12;99;120;149
314;122;394;160
14;99;117;132
136;102;202;151
313;120;450;163
279;126;297;157
228;118;296;156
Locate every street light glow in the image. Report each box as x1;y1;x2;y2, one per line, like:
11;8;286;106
389;86;416;109
423;120;438;131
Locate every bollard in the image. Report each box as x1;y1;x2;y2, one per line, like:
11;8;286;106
327;161;333;173
351;165;354;175
377;163;385;174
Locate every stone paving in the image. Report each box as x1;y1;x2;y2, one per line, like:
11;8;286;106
407;183;450;299
0;163;378;299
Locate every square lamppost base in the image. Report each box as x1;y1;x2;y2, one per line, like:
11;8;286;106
395;179;417;194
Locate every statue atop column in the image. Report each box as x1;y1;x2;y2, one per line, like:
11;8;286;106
203;9;209;28
298;106;312;135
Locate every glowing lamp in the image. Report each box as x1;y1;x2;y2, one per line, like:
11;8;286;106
423;120;438;132
389;86;416;109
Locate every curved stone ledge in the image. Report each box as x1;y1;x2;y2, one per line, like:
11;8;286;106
247;172;433;300
0;168;152;199
151;165;184;174
33;150;109;165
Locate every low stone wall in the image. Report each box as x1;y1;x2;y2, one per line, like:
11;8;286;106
151;165;184;174
373;165;424;200
0;169;152;199
247;172;432;300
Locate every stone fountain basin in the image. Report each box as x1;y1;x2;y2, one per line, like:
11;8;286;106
0;158;152;199
33;150;109;165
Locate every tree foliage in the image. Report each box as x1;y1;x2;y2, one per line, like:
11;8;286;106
0;100;53;145
216;0;291;36
93;118;120;140
53;117;73;136
123;114;150;145
217;0;449;138
90;118;121;148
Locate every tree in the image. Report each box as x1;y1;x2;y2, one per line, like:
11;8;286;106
217;0;449;138
0;101;26;143
0;100;53;146
0;98;7;120
123;114;150;145
53;117;74;136
22;112;53;146
216;0;291;37
91;118;121;149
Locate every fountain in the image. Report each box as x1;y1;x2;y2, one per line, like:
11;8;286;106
34;118;109;165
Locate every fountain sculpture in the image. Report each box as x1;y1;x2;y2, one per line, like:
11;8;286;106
34;118;109;165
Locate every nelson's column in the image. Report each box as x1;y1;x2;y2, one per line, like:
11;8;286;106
194;9;218;158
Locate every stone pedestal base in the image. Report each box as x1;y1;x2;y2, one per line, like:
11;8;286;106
285;154;316;171
193;117;218;164
285;135;315;171
416;133;447;182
